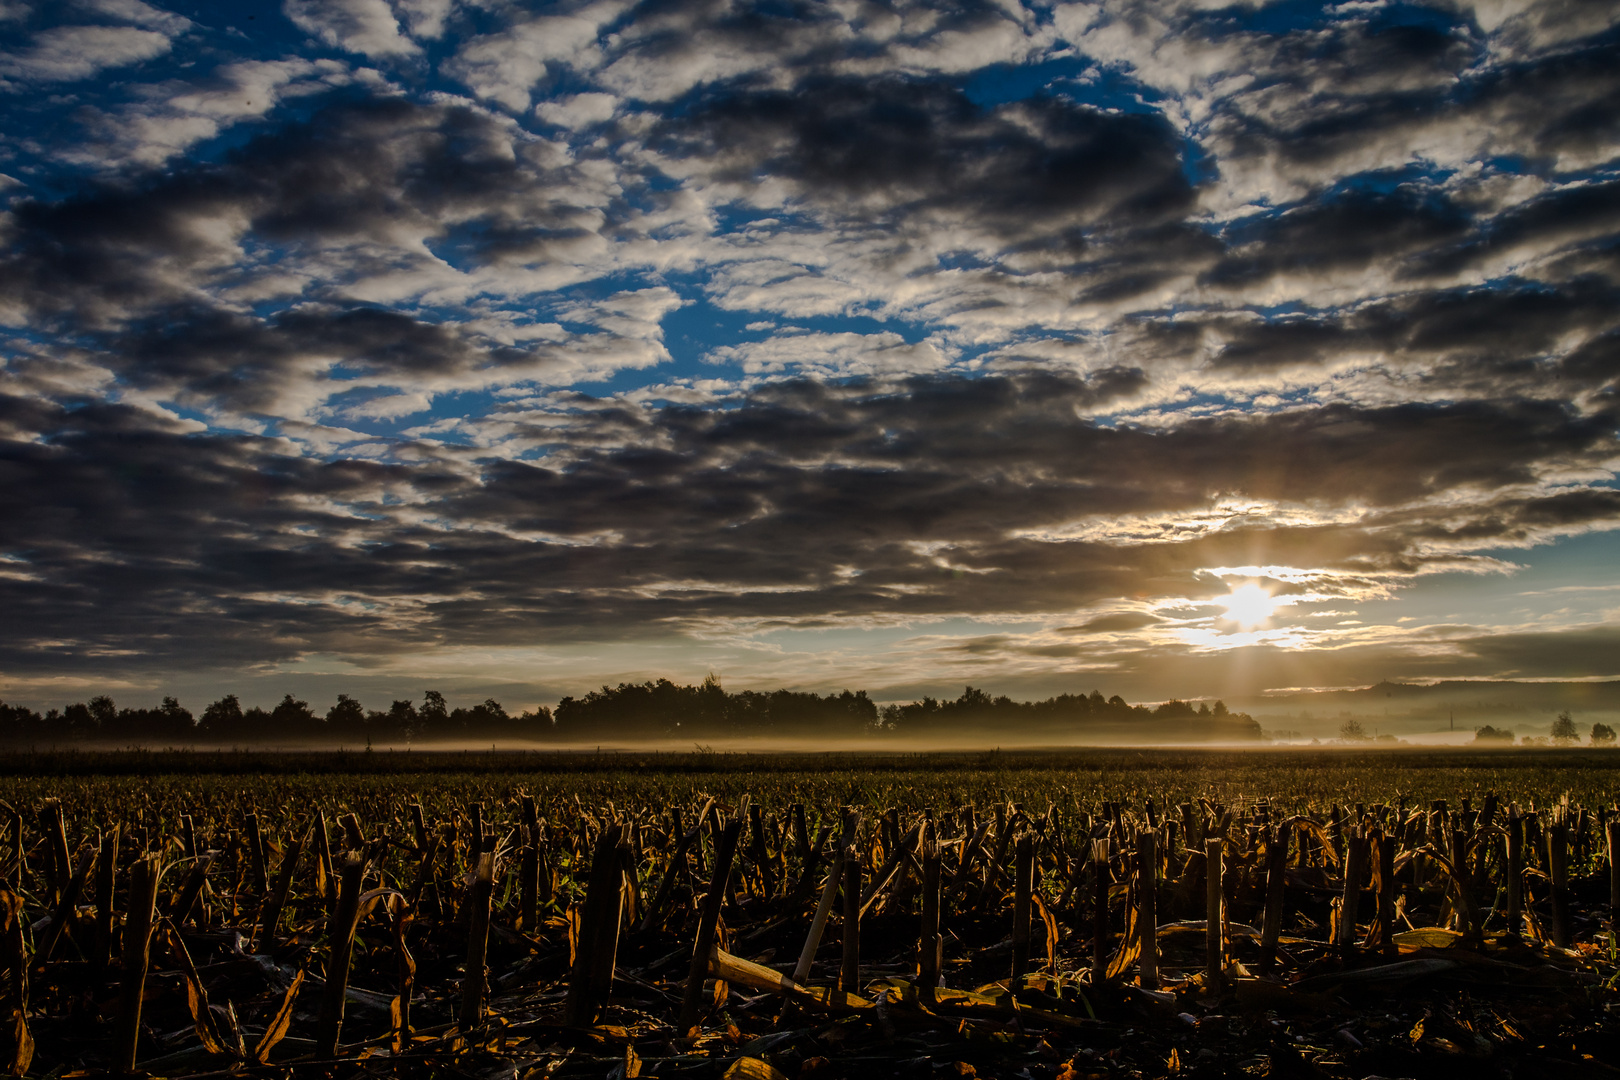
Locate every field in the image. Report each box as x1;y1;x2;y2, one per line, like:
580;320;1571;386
4;748;1620;1079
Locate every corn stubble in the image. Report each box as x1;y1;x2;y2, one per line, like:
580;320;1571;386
0;758;1619;1078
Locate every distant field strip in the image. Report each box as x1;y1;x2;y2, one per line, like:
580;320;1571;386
3;747;1619;806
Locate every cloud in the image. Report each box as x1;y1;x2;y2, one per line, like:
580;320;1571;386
0;98;682;428
1199;183;1473;295
1050;0;1620;214
444;2;622;111
77;0;191;33
283;0;419;59
1059;611;1164;633
592;0;1046;102
66;58;357;168
1460;0;1620;57
656;78;1194;239
640;75;1218;335
534;92;619;129
0;24;173;84
392;0;453;39
708;331;951;376
95;297;675;419
1;368;1612;686
0;95;629;322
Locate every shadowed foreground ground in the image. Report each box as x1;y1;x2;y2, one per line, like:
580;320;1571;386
3;750;1619;1078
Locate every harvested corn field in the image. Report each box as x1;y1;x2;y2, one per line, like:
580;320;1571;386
3;750;1620;1079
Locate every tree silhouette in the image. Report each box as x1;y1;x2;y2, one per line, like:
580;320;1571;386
0;681;1272;746
201;694;245;739
89;696;117;728
370;699;418;742
1551;710;1580;745
270;694;319;739
325;694;366;739
420;690;448;738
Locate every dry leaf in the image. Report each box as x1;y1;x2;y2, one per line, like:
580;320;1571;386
1393;927;1464;949
5;1010;31;1078
164;922;227;1056
253;968;304;1064
722;1058;787;1080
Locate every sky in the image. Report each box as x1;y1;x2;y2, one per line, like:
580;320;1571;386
0;0;1617;714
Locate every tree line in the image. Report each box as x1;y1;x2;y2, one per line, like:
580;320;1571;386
0;678;1261;745
0;690;546;746
877;686;1261;738
1472;711;1618;746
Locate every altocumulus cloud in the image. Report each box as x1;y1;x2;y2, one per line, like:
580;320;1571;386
0;0;1617;707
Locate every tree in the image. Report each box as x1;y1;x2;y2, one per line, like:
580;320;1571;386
88;695;117;728
451;698;509;734
510;705;554;739
0;700;44;743
1339;718;1369;741
200;694;244;739
63;702;95;738
1551;710;1580;745
326;694;366;738
1473;725;1514;744
243;704;271;732
1592;722;1617;746
419;690;448;739
159;696;194;739
372;699;418;742
270;694;319;740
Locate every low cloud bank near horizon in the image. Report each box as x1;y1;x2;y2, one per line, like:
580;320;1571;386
1;0;1618;707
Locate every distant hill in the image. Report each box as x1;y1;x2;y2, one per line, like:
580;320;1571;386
1253;680;1620;723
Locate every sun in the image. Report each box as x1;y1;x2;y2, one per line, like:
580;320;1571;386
1218;583;1277;628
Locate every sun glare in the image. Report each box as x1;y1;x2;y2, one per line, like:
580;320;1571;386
1219;583;1277;628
